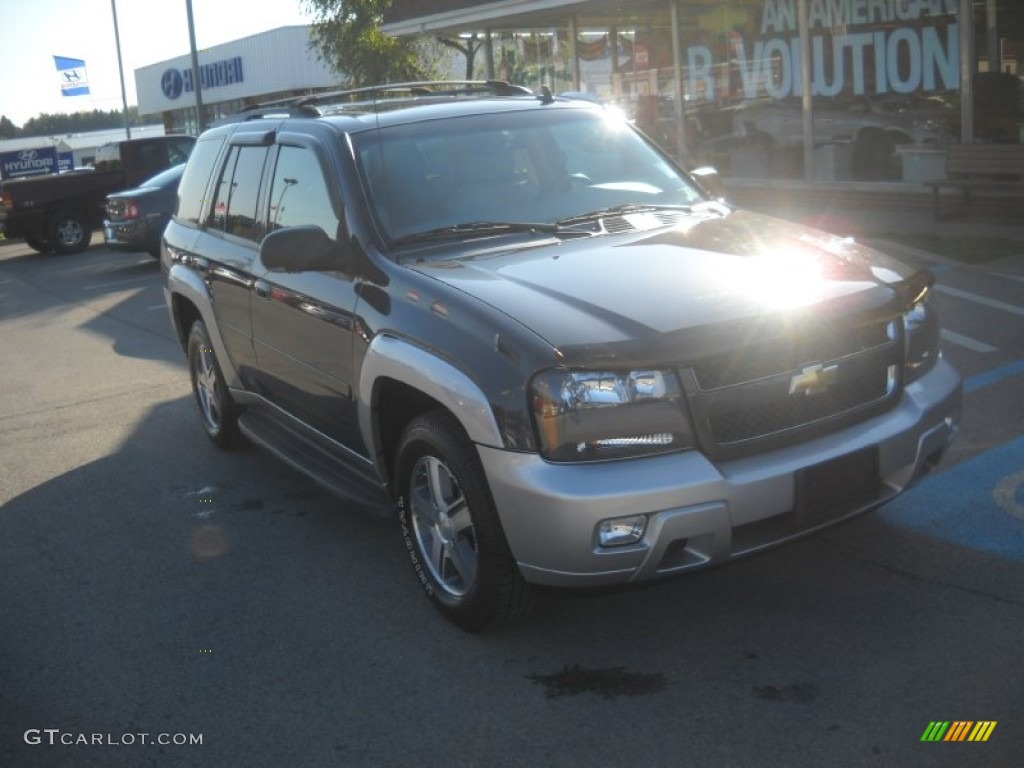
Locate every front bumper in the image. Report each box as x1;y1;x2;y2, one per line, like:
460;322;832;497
480;358;961;587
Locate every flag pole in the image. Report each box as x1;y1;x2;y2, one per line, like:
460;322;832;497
111;0;132;139
186;0;206;133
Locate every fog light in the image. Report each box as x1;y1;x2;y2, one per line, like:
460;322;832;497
597;515;647;547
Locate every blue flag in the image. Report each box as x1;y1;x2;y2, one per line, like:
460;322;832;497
54;56;90;97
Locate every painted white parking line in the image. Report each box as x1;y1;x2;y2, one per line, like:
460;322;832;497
990;272;1024;285
940;329;998;353
147;303;167;311
934;285;1024;317
81;275;154;291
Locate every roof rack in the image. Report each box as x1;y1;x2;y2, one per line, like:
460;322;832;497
222;80;537;123
308;80;534;104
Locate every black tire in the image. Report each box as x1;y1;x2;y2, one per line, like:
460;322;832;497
395;411;532;631
187;320;241;450
25;237;51;253
47;210;92;254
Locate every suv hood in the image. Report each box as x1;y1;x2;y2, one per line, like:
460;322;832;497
408;209;928;359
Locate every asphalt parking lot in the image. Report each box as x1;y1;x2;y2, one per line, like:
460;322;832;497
1;226;1022;768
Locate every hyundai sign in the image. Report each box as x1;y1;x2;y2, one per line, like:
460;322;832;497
160;56;244;100
0;147;74;179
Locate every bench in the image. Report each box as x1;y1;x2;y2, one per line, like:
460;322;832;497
923;143;1024;219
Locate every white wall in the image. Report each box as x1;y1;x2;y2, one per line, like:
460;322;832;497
135;26;340;116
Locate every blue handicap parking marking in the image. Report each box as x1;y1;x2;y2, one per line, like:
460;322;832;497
878;435;1024;562
964;360;1024;393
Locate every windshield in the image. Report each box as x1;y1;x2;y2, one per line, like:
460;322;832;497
352;106;705;244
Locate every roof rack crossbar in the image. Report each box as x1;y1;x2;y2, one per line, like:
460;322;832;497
230;80;535;119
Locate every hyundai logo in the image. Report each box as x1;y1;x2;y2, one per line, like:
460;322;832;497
19;150;38;162
161;68;184;100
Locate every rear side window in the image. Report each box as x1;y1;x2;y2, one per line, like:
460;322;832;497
208;145;268;242
135;141;167;171
176;136;224;226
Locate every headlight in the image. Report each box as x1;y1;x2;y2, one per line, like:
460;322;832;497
530;369;695;462
903;298;939;383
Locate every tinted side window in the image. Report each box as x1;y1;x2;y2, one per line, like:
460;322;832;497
209;145;268;242
268;145;339;239
136;141;166;170
176;136;224;225
210;147;238;232
226;146;268;242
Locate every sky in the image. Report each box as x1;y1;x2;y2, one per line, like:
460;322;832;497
0;0;316;127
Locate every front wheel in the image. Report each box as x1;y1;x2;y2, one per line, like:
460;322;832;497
187;320;241;450
396;411;532;631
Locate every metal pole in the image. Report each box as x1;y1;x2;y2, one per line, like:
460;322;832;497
798;0;814;181
111;0;131;139
986;0;998;73
960;0;974;144
569;15;580;91
186;0;206;133
669;0;687;164
484;29;494;80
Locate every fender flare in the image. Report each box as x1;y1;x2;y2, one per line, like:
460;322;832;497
357;334;505;461
165;262;243;390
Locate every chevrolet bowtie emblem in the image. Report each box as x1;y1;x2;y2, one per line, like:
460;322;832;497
789;363;839;396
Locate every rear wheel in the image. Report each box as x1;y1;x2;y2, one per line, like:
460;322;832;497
187;320;241;450
395;411;532;631
47;210;92;254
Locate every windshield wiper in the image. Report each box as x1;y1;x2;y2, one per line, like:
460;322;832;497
390;220;561;247
556;203;694;227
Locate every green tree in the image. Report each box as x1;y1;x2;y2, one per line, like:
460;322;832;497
303;0;434;85
17;108;144;139
0;115;19;138
438;33;486;80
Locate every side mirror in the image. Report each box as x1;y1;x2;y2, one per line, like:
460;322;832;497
259;225;349;273
689;165;727;201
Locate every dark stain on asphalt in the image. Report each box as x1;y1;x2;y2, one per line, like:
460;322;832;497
284;489;322;502
752;682;819;703
230;499;264;512
528;664;667;700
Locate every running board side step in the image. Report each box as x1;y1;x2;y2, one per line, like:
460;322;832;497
238;409;394;517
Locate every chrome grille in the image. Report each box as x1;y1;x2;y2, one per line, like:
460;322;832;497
693;322;893;390
682;319;902;460
706;365;893;444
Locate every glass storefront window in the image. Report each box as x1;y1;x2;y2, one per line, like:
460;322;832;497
678;0;963;182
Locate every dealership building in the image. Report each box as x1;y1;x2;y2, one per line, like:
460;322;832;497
135;25;340;136
0;26;337;179
137;2;1024;186
5;3;1020;190
375;0;1021;187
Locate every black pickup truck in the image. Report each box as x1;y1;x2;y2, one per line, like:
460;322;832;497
0;134;195;254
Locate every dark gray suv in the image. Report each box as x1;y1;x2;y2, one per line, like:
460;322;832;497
161;82;961;630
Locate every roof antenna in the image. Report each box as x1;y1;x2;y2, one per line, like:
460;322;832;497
538;85;554;105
